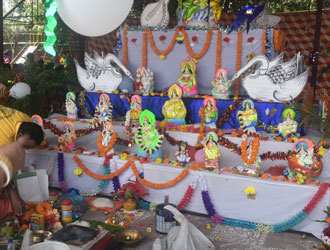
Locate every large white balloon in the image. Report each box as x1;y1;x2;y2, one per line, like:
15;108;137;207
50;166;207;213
9;82;31;99
57;0;133;37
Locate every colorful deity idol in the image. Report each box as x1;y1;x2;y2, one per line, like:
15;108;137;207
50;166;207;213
125;95;142;129
162;84;187;124
181;0;209;27
233;138;261;177
285;138;323;182
236;99;258;134
177;57;198;97
211;68;232;99
65;92;78;119
90;93;113;129
203;132;221;171
278;108;298;139
58;122;76;150
199;96;218;128
135;110;164;161
97;122;118;156
175;142;191;165
135;67;154;96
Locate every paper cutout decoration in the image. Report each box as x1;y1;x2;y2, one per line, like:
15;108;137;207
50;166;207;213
140;0;170;28
75;52;134;93
57;0;133;37
43;0;58;56
181;0;209;28
232;53;309;102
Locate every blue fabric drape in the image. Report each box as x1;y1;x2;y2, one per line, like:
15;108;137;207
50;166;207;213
77;92;302;133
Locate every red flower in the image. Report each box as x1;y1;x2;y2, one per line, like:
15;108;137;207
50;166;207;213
223;37;230;43
192;36;198;42
247;37;255;43
159;35;166;41
131;38;137;43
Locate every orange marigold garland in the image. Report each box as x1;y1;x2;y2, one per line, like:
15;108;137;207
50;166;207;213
273;29;280;52
261;26;267;55
215;30;222;71
183;29;213;59
97;132;118;157
73;155;130;180
123;29;128;67
234;30;242;97
147;28;179;58
142;30;148;67
240;138;260;164
130;161;189;189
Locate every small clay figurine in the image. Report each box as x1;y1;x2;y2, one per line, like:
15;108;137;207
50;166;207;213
177;57;198;97
98;121;118;156
162;84;187;124
203;132;221;171
211;68;232;99
65;92;78;119
285;138;323;183
125;95;142;130
199;96;218;128
58;121;76;150
175;142;191;165
135;110;164;161
135;67;154;96
278;108;298;139
90;93;113;128
236;99;258;134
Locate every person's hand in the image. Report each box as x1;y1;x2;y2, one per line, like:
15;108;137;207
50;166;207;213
8;186;25;216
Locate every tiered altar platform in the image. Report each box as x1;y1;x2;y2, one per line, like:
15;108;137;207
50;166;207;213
24;116;330;238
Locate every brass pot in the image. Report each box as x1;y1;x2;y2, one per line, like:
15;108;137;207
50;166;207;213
117;229;143;247
32;230;53;243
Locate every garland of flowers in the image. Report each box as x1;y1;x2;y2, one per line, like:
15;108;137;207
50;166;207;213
273;29;280;52
57;152;68;193
178;175;197;211
97;132;118;156
79;154;114;197
112;175;121;192
215;30;222;71
147;28;179;57
123;29;128;66
200;174;330;232
259;150;292;161
73;155;130;180
142;30;148;67
240;138;260;164
216;97;244;127
183;29;213;59
43;120;101;137
130;160;189;189
261;26;267;55
78;91;93;119
234;30;242;97
281;31;287;52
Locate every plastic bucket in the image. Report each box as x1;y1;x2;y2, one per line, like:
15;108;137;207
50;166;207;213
155;203;177;233
27;241;70;250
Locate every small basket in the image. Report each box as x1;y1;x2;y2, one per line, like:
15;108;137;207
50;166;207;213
155;203;177;233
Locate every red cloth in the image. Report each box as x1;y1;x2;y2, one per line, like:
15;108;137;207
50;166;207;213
264;166;286;176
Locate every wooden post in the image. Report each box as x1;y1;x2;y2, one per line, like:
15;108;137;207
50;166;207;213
311;0;323;103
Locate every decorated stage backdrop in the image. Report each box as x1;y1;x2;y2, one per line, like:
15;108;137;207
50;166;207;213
88;11;330;100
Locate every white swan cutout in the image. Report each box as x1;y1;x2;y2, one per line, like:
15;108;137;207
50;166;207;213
232;53;309;102
75;52;134;93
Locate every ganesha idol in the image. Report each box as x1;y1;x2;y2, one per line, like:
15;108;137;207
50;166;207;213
285;138;323;182
162;84;187;124
177;57;198;97
211;68;232;99
134;67;154;96
135;110;164;161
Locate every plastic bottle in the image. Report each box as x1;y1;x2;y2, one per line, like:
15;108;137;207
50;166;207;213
61;199;73;224
7;238;15;250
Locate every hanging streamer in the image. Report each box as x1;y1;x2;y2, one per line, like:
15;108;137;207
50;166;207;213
43;0;58;56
